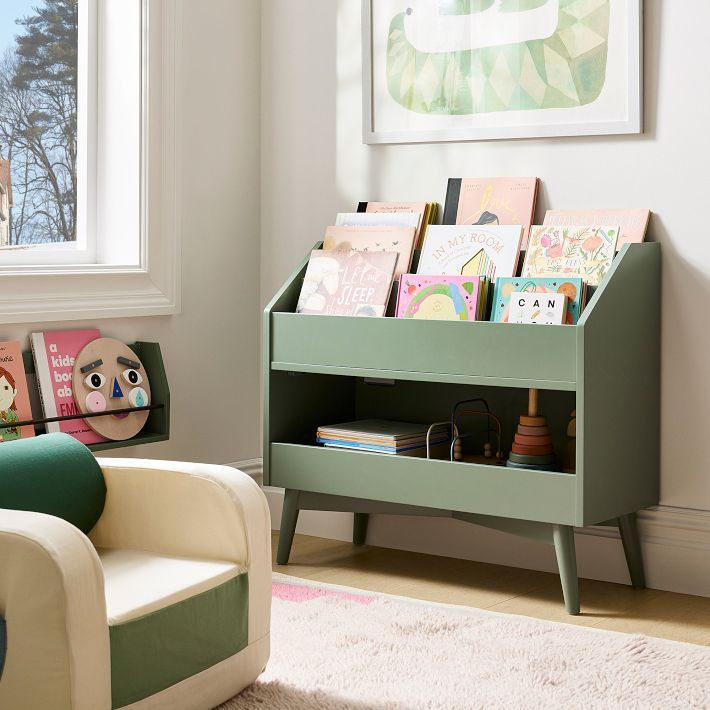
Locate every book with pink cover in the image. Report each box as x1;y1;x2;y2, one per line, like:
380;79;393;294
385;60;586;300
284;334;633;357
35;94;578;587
358;201;430;246
296;250;398;317
31;329;108;444
0;341;35;442
396;275;484;321
543;209;651;250
443;177;539;246
323;225;417;279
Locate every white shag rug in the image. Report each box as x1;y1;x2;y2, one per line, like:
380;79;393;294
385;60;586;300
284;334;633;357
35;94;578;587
219;574;710;710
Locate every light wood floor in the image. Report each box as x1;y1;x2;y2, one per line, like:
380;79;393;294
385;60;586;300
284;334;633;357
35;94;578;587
272;532;710;647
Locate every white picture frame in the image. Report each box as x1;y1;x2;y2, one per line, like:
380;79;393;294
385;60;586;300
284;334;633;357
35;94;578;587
363;0;642;145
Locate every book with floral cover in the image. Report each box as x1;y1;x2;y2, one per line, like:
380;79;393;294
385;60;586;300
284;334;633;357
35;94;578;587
522;225;619;287
543;209;650;251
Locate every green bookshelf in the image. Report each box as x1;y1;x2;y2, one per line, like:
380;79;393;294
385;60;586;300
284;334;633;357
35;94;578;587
21;341;170;452
263;243;661;614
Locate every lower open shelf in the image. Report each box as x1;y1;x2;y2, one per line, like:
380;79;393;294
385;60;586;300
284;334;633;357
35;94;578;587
270;442;578;526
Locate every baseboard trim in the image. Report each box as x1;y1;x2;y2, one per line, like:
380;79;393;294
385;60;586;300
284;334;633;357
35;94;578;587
240;459;710;597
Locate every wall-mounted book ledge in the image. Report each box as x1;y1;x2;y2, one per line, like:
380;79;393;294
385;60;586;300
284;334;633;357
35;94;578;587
263;243;661;614
20;341;170;453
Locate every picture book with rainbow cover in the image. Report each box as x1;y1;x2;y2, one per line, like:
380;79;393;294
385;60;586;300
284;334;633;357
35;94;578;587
543;209;650;251
396;274;485;321
443;177;538;247
492;277;585;325
522;225;619;287
296;250;398;317
31;329;108;445
323;225;417;279
0;341;35;442
417;225;523;279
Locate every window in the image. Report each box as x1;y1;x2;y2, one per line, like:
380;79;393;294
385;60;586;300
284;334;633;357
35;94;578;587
0;0;180;321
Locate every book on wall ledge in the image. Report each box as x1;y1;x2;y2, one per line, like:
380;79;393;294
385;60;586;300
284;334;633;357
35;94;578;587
396;274;487;321
491;277;586;324
543;209;650;250
523;225;619;287
417;224;523;279
323;225;417;279
0;341;35;442
443;177;538;247
31;329;108;445
296;250;398;317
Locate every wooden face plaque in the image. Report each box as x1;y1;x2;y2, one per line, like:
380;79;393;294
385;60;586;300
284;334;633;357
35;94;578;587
72;339;151;441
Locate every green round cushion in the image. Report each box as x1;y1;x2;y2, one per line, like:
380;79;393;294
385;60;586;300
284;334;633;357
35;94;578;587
0;433;106;533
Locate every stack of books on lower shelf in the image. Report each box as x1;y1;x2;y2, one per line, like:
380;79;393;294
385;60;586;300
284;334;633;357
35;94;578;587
316;419;449;457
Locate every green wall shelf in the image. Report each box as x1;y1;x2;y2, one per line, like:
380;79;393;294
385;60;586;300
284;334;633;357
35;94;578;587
21;341;170;452
263;243;661;614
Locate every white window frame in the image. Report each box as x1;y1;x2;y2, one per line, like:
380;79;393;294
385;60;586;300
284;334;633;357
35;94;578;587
0;0;181;323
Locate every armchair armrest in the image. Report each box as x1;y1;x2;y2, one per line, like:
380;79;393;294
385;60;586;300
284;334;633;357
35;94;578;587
90;459;272;644
0;509;110;710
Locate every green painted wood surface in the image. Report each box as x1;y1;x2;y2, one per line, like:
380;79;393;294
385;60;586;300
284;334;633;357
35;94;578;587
21;341;170;452
263;242;661;562
271;313;577;387
271;443;578;525
576;244;661;524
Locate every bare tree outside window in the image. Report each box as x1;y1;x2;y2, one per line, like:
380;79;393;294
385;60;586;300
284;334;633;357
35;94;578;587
0;0;78;247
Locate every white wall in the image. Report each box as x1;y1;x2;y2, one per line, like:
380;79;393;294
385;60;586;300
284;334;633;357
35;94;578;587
1;0;262;466
261;0;710;513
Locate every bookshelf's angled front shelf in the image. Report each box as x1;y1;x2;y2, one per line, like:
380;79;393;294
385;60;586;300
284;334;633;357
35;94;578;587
263;243;661;614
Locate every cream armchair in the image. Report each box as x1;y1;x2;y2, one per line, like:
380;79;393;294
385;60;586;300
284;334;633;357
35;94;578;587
0;435;271;710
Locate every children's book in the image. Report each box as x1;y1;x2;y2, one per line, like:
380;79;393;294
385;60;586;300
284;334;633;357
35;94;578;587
443;177;538;247
543;209;650;251
31;329;107;444
508;292;568;325
417;225;523;280
317;419;449;454
0;341;35;442
492;277;585;325
522;225;619;287
323;225;417;279
396;274;485;322
296;250;398;317
335;212;421;229
357;201;433;247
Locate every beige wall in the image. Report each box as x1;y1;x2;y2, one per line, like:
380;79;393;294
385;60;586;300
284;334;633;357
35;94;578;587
1;0;262;465
261;0;710;511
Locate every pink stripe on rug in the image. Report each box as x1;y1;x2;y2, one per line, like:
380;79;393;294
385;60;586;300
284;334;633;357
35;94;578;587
219;574;710;710
273;582;375;605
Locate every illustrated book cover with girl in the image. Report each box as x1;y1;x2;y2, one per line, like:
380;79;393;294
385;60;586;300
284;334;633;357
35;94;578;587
0;341;35;442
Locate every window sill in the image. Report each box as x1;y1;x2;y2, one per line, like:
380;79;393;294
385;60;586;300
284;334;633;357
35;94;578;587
0;266;180;323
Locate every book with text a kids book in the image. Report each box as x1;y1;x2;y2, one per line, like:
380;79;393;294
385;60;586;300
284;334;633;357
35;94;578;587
0;341;35;442
31;329;108;444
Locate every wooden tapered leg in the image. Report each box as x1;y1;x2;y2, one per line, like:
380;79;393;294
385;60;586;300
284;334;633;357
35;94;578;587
353;513;369;546
618;512;646;589
553;524;580;615
276;489;300;565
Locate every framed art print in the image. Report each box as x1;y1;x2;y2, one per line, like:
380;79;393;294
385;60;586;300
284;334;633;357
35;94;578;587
363;0;642;144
